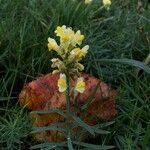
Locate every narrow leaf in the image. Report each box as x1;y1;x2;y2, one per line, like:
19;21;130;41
71;113;95;136
67;137;74;150
30;142;66;149
94;121;115;128
94;58;150;74
92;126;110;134
30;108;66;118
31;123;66;134
73;141;115;150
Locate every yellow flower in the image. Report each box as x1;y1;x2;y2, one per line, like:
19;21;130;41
70;48;82;60
75;77;85;93
55;25;67;37
70;45;89;60
73;30;84;46
55;25;84;47
102;0;111;7
51;58;66;72
85;0;93;4
47;37;59;51
55;25;74;43
58;73;67;92
48;25;88;74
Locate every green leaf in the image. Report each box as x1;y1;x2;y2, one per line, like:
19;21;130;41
31;122;66;134
30;142;66;149
95;121;115;128
73;142;115;150
94;59;150;74
67;137;74;150
30;108;66;118
71;113;95;136
92;126;110;134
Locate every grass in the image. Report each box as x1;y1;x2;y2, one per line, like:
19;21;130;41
0;107;31;149
0;0;150;149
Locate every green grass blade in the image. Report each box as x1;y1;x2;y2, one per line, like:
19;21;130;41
142;120;150;150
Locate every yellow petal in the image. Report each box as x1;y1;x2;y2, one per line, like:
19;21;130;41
74;30;84;46
81;45;89;57
70;45;88;61
75;77;85;93
55;25;66;37
70;48;83;61
47;37;59;51
58;73;67;92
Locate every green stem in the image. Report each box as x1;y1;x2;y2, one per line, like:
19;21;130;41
65;71;74;149
66;72;71;114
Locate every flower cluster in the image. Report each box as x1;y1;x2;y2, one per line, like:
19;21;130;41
48;25;89;93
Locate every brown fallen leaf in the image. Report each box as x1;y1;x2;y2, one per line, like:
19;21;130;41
19;73;117;141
